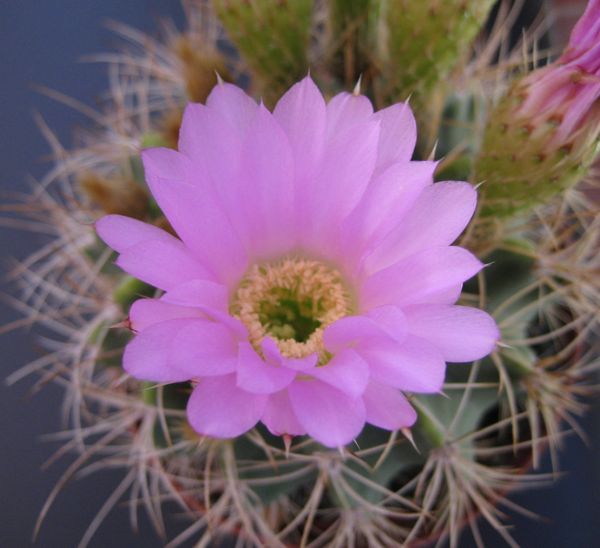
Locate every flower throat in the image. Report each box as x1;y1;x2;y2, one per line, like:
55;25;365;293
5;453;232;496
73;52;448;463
231;258;352;359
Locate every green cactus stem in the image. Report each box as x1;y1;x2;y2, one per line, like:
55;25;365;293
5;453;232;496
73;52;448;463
380;0;494;103
328;0;382;88
214;0;313;103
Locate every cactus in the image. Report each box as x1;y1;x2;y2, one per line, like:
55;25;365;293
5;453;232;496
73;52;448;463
11;183;595;545
4;1;600;546
327;0;382;88
379;0;495;102
214;0;313;103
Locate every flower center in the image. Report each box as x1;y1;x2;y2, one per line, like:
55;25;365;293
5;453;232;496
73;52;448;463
231;257;353;359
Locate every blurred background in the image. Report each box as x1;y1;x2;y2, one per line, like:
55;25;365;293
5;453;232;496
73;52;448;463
1;1;598;547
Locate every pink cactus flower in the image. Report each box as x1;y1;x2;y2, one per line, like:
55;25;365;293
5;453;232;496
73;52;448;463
517;0;600;147
97;77;499;448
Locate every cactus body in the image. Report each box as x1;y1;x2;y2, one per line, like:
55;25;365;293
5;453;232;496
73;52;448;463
214;0;313;102
381;0;494;100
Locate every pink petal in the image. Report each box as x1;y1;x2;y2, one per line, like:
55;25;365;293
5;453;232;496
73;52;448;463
366;182;477;271
405;304;499;362
116;239;213;291
161;280;229;311
288;380;366;447
141;148;248;285
171;320;238;377
129;299;201;331
373;102;417;171
363;381;417;430
318;120;380;216
189;307;248;340
324;316;385;351
360;335;446;393
96;215;173;253
361;246;483;309
324;307;406;352
340;161;436;268
262;389;306;437
273;76;327;182
206;82;258;134
368;306;408;341
141;146;190;180
178;103;243;173
308;349;369;397
237;104;296;257
164;281;246;338
426;284;463;305
325;92;374;140
568;0;600;52
301;120;380;252
555;80;600;142
123;318;195;383
236;343;297;394
176;104;249;235
187;374;267;439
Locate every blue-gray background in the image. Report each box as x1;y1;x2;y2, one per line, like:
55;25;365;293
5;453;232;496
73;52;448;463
1;2;599;547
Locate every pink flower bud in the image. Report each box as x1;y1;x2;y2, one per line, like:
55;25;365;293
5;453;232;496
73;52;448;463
518;0;600;148
475;0;600;217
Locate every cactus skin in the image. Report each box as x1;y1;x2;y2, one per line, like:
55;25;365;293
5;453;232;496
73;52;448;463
381;0;494;101
328;0;382;87
214;0;313;103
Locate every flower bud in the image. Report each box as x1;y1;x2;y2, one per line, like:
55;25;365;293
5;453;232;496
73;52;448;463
476;0;600;217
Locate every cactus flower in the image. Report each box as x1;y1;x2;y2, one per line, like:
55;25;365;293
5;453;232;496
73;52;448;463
476;0;600;217
97;77;499;448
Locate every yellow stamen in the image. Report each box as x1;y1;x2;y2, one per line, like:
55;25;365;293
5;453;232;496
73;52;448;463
231;257;353;360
